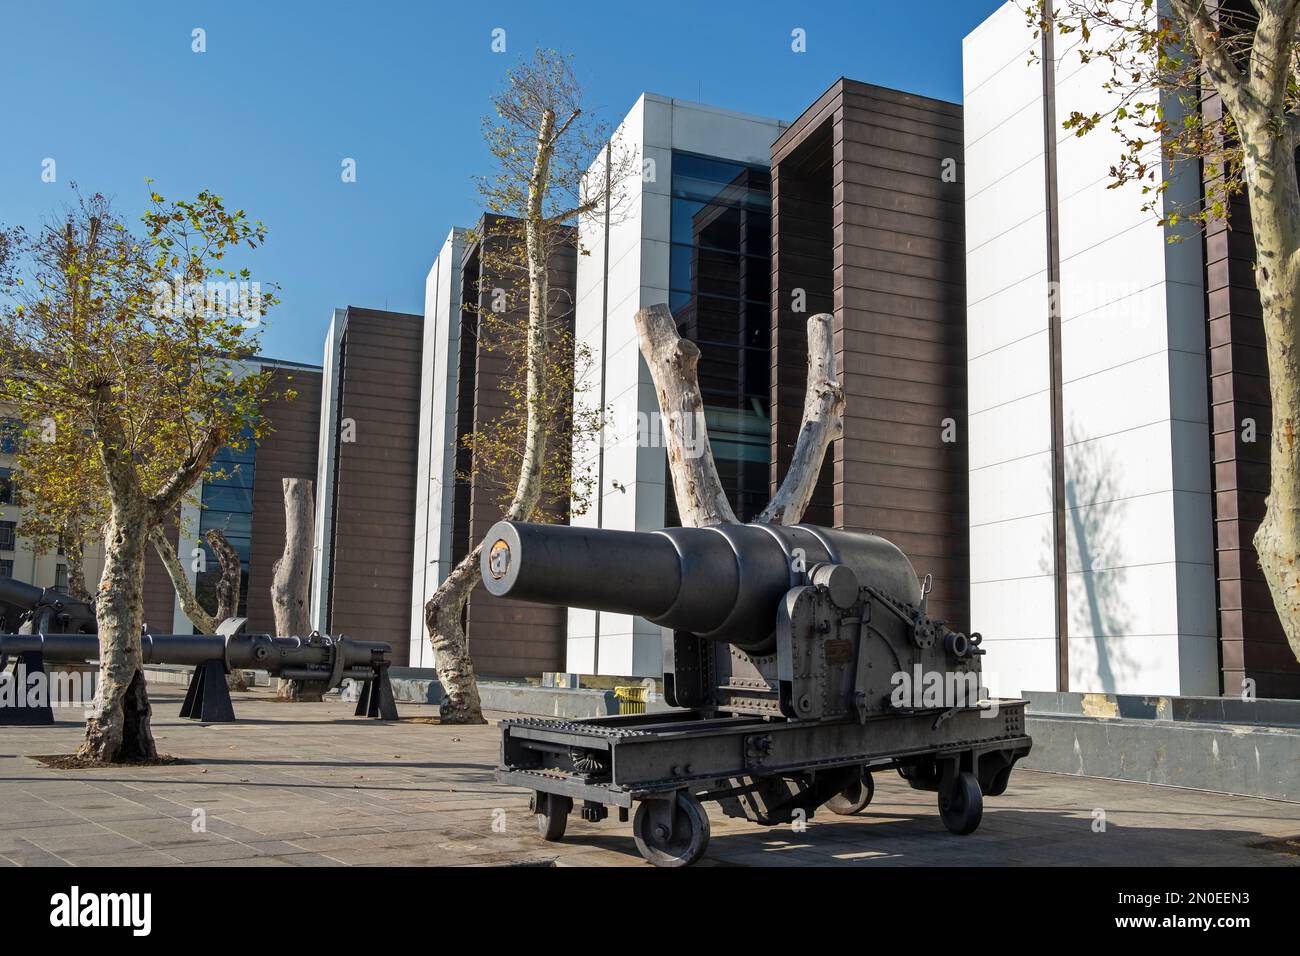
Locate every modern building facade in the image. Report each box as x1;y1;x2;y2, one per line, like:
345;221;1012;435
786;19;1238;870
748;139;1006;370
570;93;789;676
409;218;578;677
771;78;970;634
568;86;969;678
393;28;1300;698
312;306;423;664
164;358;325;636
963;1;1219;698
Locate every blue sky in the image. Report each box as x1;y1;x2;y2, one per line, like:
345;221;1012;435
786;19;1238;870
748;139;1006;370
0;0;1007;365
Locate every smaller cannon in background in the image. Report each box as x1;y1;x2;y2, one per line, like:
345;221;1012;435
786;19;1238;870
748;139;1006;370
0;617;398;725
0;577;96;636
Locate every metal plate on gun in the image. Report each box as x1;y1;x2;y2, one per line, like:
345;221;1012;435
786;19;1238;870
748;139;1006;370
823;639;853;665
488;538;511;579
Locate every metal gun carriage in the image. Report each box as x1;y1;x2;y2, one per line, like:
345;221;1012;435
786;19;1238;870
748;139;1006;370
482;520;1032;866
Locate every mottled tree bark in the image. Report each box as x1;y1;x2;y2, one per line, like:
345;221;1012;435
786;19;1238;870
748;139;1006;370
205;529;241;622
79;500;156;762
1167;0;1300;665
635;303;739;527
1241;123;1300;666
61;526;94;603
424;106;562;724
271;479;320;702
757;313;843;526
204;528;248;691
149;526;217;634
425;544;486;724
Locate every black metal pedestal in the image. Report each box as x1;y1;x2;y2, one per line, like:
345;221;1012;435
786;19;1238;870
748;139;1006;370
179;658;237;722
0;651;55;725
354;664;399;720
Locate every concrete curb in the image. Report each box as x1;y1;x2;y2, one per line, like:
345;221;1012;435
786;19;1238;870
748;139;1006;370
381;671;684;718
1023;713;1299;802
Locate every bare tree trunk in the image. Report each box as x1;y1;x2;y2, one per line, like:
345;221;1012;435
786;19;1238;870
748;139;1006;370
205;529;241;622
635;304;738;527
78;501;156;762
424;107;562;724
271;479;321;702
1171;0;1300;667
1241;120;1300;666
62;527;93;603
80;386;158;763
425;545;486;723
757;313;843;525
204;528;248;691
636;305;842;530
149;526;217;634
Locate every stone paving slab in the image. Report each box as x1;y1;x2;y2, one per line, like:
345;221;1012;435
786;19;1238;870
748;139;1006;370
0;687;1295;867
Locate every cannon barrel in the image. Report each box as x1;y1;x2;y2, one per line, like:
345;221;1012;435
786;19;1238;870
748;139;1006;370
481;521;921;651
0;632;392;687
0;577;45;610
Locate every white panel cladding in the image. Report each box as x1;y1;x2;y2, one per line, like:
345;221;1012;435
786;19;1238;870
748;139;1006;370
309;309;346;633
568;93;786;677
963;1;1217;696
964;3;1056;697
963;0;1040;97
409;229;465;666
1052;11;1215;694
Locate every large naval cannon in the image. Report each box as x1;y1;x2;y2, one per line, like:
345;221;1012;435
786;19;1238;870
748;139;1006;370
483;520;1032;866
0;580;397;724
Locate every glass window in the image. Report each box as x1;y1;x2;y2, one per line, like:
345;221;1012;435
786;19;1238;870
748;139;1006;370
196;430;256;618
0;521;15;551
0;559;11;579
0;467;13;506
0;419;21;455
54;564;68;590
670;151;773;521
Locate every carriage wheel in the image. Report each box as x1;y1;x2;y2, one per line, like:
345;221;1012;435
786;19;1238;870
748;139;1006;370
938;771;983;835
825;767;875;815
533;792;572;841
632;791;711;867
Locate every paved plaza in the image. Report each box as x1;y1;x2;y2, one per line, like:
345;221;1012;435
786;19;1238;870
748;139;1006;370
0;687;1296;867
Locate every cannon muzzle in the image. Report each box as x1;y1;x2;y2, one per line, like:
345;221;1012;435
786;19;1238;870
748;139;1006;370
481;520;920;652
0;577;45;611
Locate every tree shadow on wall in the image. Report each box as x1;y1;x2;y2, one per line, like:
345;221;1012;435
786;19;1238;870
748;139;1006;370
1041;428;1137;692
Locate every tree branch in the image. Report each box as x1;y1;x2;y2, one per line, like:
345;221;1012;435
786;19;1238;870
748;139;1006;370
149;526;216;634
756;314;844;526
1168;0;1260;123
634;304;739;527
1252;0;1300;113
544;197;602;225
551;108;582;144
205;528;242;623
149;424;224;514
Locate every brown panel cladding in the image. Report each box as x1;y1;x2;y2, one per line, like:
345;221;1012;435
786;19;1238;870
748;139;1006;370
1202;33;1300;697
141;519;180;634
326;308;422;665
771;91;835;527
245;367;322;635
773;79;969;630
458;216;577;678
